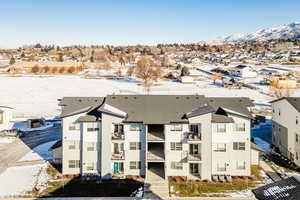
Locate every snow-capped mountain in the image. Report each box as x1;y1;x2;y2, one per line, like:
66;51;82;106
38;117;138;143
211;22;300;44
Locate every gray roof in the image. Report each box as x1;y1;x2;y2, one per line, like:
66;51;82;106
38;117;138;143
251;142;264;152
211;113;234;123
77;115;98;122
59;95;254;124
270;97;300;112
186;105;216;118
59;97;105;118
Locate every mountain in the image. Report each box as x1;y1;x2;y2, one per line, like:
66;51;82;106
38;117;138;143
211;22;300;44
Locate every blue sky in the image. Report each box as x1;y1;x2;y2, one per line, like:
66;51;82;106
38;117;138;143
0;0;299;47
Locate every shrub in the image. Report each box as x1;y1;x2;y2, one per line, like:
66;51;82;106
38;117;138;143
67;66;76;74
58;67;65;74
51;67;58;74
31;65;40;74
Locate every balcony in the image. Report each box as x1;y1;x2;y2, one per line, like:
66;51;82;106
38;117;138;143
147;143;164;161
147;124;164;142
188;153;202;161
185;132;202;141
111;152;125;160
112;132;125;140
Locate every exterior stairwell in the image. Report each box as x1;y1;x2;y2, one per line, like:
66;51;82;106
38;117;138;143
144;169;169;199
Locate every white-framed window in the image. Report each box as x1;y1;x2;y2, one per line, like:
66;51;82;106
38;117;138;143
217;163;227;172
233;142;246;151
113;143;124;154
129;142;141;150
296;134;299;143
69;123;80;131
214;143;226;152
129;161;141;169
171;162;183;170
68;140;79;150
129;124;141;131
87;123;99;132
114;124;124;133
86;162;95;171
234;123;245;132
87;142;96;151
68;160;80;168
236;161;246;170
170;142;182;151
170;124;183;131
216;124;226;133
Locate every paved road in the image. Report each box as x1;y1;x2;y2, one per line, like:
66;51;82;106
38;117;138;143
0;126;61;174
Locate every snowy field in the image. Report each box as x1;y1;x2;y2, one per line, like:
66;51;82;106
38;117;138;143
0;74;293;118
0;140;57;197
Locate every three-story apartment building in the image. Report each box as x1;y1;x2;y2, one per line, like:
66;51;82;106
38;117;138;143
271;97;300;167
59;95;254;181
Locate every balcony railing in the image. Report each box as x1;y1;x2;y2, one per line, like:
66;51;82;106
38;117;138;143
147;151;164;161
147;131;165;141
112;132;125;140
186;132;202;141
111;152;125;160
188;154;202;161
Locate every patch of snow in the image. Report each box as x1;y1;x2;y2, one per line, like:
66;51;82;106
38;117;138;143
0;137;16;144
19;140;58;162
0;163;49;197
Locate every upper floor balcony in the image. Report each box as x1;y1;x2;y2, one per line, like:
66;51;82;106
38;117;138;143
147;124;165;142
111;151;125;160
147;143;165;161
185;124;202;142
112;124;125;140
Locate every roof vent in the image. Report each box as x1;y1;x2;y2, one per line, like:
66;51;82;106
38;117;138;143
125;97;128;99
176;97;179;99
186;97;190;99
112;97;116;99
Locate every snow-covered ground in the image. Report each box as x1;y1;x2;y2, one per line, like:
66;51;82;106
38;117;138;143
0;137;16;144
0;163;49;197
19;140;57;162
0;140;57;197
0;74;290;118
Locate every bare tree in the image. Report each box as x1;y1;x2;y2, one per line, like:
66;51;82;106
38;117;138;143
135;56;161;93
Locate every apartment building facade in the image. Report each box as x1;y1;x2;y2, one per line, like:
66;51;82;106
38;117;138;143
271;97;300;167
60;95;254;180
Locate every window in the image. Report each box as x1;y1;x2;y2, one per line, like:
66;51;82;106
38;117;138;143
296;152;299;160
87;123;99;132
170;124;183;131
129;161;141;169
234;123;245;132
68;160;80;168
113;143;124;154
114;124;124;133
189;124;199;134
296;117;298;125
278;109;281;116
236;161;246;170
296;134;299;143
217;163;227;172
171;162;183;170
216;124;226;133
86;162;94;171
170;142;182;151
69;123;80;131
190;163;200;174
87;142;96;151
129;124;141;131
214;143;226;152
68;141;79;150
233;142;246;151
130;142;141;150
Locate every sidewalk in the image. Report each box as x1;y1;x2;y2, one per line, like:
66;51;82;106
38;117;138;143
260;160;282;181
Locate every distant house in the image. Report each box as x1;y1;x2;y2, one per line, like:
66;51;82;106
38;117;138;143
233;65;257;78
50;140;62;164
271;97;300;167
0;106;14;132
